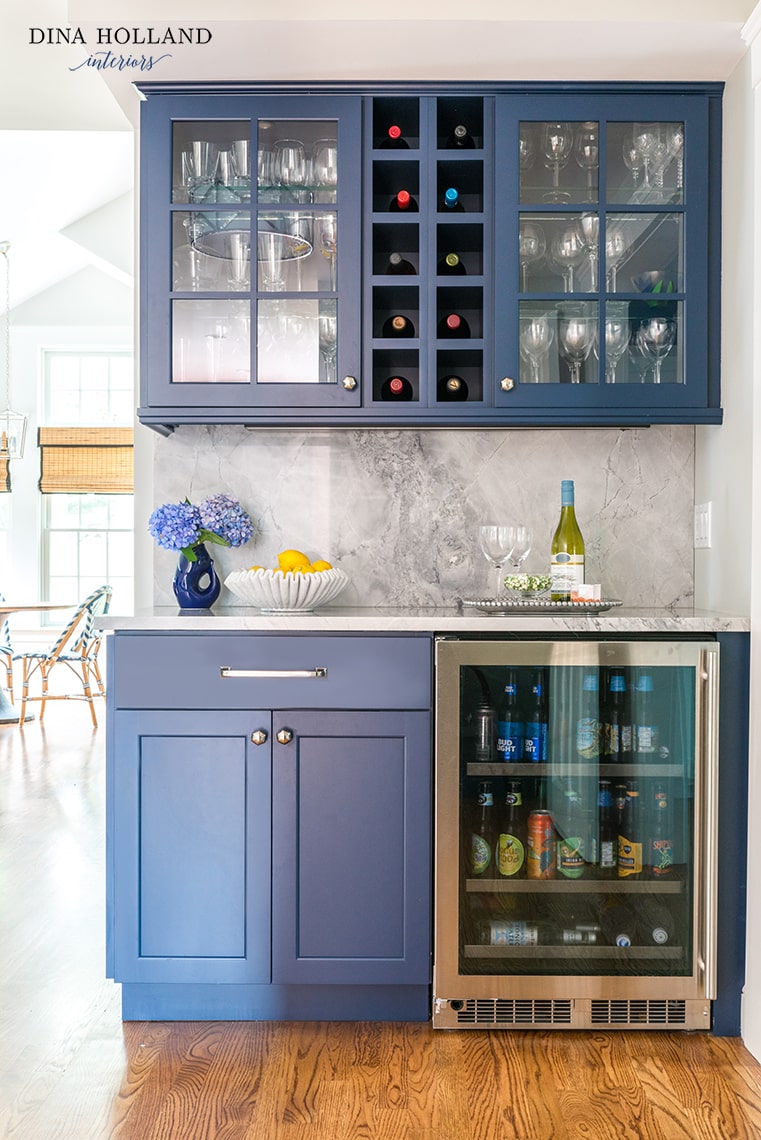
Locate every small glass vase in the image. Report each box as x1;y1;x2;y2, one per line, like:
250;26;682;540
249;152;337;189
173;542;221;609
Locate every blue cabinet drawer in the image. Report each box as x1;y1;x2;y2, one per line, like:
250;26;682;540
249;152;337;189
112;632;432;711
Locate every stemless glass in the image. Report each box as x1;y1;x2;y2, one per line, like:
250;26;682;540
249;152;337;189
542;122;573;202
636;316;676;384
520;314;554;383
558;308;596;384
519;222;546;291
479;525;515;597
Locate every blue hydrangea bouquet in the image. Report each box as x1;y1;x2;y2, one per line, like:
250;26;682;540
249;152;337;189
149;494;254;561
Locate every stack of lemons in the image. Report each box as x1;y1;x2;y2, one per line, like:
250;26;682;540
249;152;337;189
249;548;333;575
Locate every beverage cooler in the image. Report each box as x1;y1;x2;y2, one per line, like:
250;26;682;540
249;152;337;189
433;639;719;1031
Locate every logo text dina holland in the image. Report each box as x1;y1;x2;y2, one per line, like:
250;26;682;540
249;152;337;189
30;28;213;46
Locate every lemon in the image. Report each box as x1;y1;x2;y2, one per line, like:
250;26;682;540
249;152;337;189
278;548;311;573
311;559;332;572
247;564;264;571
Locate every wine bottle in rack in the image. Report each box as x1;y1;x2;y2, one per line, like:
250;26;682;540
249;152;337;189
438;251;467;276
437;375;469;402
380;375;414;401
379;124;409;149
437;312;471;339
442;187;465;212
381;314;416;338
384;251;417;276
389;189;419;212
447;123;476;149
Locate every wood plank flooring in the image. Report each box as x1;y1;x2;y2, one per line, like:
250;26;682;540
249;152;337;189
2;705;761;1139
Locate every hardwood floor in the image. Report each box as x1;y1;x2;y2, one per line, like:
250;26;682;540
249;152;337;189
2;707;761;1139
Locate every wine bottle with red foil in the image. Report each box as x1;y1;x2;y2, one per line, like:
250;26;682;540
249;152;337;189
437;251;467;276
380;375;414;401
437;375;469;402
384;251;417;276
437;312;471;339
379;124;409;150
442;187;465;212
447;123;476;149
381;314;416;338
389;189;418;212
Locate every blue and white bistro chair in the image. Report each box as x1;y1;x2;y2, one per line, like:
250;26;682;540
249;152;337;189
0;600;13;702
15;585;112;727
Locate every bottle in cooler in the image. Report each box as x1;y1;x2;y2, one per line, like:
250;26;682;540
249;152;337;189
470;781;496;877
618;779;643;879
496;669;524;761
497;780;527;879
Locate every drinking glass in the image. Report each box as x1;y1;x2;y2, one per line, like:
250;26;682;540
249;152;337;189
574;122;599;197
257;229;287;292
312;139;338;201
666;124;685;192
479;525;515;597
520;314;554;383
604;306;631;383
226;231;250;291
636;316;676;384
558;309;596;384
519;221;546;291
542;122;573;202
505;526;533;573
605;227;628;291
185;140;219;203
578;213;599;291
632;123;662;192
551;228;586;293
274;139;308;200
519;128;535;172
316;213;337;290
230;138;251;201
318;305;338;383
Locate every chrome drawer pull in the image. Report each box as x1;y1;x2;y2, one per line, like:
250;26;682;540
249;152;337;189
220;666;328;680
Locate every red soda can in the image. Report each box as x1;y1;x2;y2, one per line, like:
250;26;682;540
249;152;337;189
527;810;556;879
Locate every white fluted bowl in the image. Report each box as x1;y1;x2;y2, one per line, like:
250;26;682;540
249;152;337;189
224;567;350;612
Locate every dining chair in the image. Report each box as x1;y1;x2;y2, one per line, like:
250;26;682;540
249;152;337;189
15;585;113;727
0;603;13;702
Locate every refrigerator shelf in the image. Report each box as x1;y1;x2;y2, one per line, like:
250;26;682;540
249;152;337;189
465;878;685;894
463;944;684;960
466;762;685;778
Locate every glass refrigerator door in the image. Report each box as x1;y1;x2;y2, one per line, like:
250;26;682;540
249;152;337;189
433;640;718;1031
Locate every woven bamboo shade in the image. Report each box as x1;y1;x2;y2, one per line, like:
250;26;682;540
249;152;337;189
0;456;9;492
38;427;133;494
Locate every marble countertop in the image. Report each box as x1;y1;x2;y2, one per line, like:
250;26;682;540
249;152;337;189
101;605;750;634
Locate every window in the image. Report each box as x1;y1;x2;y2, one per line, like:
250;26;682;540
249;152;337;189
41;350;134;616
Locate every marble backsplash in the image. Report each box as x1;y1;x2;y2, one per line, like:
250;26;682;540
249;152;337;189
151;424;695;609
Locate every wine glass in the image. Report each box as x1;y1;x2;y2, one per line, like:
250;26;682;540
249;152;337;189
312;139;338;201
519;127;536;172
558;308;596;384
273;139;308;201
520;314;554;383
316;212;337;290
318;305;338;383
542;122;573;202
479;525;515;597
636;316;676;384
519;221;546;292
578;213;599;291
574;122;599;197
604;306;631;383
505;526;533;573
632;123;662;192
622;138;642;192
605;227;628;291
551;227;586;293
257;228;287;292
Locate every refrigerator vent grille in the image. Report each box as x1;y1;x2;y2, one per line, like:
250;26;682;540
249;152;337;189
457;998;573;1026
591;1000;687;1027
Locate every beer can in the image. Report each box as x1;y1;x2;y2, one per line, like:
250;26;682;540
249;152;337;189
473;703;496;763
527;810;556;879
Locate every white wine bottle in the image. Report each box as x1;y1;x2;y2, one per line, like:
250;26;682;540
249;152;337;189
550;479;585;601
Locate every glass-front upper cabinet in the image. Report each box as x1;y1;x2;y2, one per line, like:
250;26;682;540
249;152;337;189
494;93;716;422
139;92;361;421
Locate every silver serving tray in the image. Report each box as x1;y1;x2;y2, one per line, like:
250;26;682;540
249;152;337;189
460;597;623;615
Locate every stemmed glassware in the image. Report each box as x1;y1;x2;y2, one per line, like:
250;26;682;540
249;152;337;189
273;139;308;201
316;213;337;290
632;123;661;192
622;139;642;190
519;222;546;291
558;308;596;384
605;227;628;291
519;128;536;173
551;227;586;293
574;122;599;197
505;526;533;573
318;304;338;384
666;123;685;193
312;139;338;201
636;316;676;384
479;526;516;597
604;305;631;383
578;213;599;291
520;314;554;383
542;122;573;202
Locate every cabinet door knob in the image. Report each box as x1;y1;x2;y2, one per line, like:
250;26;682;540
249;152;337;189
277;728;294;745
250;729;268;746
500;377;515;391
342;375;358;390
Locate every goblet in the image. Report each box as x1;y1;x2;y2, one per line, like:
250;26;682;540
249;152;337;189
551;228;586;293
604;306;631;383
274;139;308;201
542;122;573;202
636;316;676;384
605;228;628;292
519;314;554;383
622;138;642;192
318;306;338;384
519;128;536;172
632;123;662;192
574;122;599;197
312;139;338;201
558;309;596;384
519;221;546;292
316;212;338;290
505;526;533;573
578;213;599;291
479;525;515;597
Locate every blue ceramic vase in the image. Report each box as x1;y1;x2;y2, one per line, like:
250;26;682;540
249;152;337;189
173;543;221;609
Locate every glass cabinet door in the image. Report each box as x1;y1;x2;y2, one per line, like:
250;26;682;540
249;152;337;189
494;94;710;415
434;640;718;1012
144;94;361;412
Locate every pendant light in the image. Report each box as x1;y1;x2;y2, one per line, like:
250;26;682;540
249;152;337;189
0;241;27;460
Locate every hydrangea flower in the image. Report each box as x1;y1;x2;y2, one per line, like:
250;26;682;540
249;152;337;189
149;495;254;561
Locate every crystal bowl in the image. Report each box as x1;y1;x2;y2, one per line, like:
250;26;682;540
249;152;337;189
224;566;349;612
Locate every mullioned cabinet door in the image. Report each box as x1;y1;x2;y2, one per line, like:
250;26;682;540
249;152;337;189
271;708;432;985
110;709;272;984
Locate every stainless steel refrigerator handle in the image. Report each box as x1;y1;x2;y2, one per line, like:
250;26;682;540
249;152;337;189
700;648;720;1000
220;666;328;679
